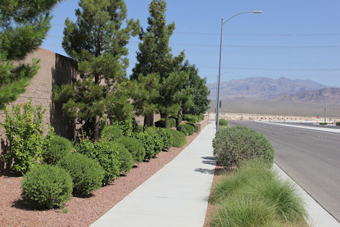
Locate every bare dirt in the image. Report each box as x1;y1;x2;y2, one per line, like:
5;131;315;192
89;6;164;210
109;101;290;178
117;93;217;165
0;132;199;227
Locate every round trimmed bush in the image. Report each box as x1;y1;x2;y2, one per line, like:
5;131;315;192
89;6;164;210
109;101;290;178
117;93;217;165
157;128;173;150
177;124;194;136
185;114;198;123
168;129;186;148
43;135;73;165
186;122;199;133
145;127;164;155
176;125;189;136
219;119;228;127
75;140;120;186
100;125;123;141
58;153;104;196
116;137;146;163
212;126;274;168
109;142;133;174
21;164;73;209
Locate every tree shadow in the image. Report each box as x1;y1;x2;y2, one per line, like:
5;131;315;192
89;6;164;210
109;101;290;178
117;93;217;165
50;53;78;140
201;156;216;166
194;168;215;175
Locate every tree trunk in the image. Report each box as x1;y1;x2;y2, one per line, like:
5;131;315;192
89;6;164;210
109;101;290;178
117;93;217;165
144;115;149;129
176;110;180;127
94;115;100;142
165;115;168;129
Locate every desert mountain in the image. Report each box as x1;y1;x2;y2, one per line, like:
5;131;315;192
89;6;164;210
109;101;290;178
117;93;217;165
208;77;326;100
272;87;340;103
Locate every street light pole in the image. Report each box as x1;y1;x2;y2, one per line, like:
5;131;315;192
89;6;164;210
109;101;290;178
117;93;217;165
216;11;262;132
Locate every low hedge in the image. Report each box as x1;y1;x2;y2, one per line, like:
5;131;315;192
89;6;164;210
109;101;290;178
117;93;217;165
43;135;73;165
156;128;173;150
116;137;146;163
184;114;198;123
58;153;103;196
21;164;73;209
168;129;186;148
212;126;274;168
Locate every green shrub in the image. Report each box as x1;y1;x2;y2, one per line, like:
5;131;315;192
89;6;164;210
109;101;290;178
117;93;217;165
145;127;164;155
168;129;186;148
134;132;155;161
198;114;205;121
109;142;133;174
100;125;123;141
219;119;228;127
336;122;340;126
186;122;199;133
0;100;54;174
21;164;73;210
169;115;182;125
58;153;103;196
177;124;194;136
212;126;274;168
134;128;164;161
116;137;146;163
134;125;144;133
42;135;73;165
184;114;198;123
111;118;136;137
155;118;176;128
75;140;120;185
156;128;173;150
176;125;189;136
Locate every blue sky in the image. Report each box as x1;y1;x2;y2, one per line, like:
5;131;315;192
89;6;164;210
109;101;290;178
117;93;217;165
42;0;340;87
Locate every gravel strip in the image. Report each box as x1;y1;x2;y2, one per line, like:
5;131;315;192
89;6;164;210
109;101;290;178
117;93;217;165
0;132;199;227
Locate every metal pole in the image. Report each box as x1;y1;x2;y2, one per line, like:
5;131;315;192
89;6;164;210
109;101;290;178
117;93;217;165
334;104;336;124
324;100;327;124
216;17;224;132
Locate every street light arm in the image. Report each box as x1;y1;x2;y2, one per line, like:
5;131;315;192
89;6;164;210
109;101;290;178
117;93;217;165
223;11;262;25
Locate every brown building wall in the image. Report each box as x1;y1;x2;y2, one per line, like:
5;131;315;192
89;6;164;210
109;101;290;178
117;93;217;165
0;48;160;146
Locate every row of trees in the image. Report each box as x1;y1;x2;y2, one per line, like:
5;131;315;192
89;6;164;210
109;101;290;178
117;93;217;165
1;0;210;142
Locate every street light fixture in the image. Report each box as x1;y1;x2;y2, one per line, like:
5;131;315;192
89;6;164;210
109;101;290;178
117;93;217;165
216;11;262;132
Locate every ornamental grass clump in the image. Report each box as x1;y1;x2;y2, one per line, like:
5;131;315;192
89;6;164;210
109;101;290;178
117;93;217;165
209;160;307;227
21;164;73;210
58;153;103;196
212;126;274;169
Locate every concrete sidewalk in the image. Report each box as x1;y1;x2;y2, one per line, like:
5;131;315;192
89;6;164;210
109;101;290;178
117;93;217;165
91;123;216;227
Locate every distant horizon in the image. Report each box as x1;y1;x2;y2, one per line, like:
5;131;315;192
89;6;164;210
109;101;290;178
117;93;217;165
206;76;339;88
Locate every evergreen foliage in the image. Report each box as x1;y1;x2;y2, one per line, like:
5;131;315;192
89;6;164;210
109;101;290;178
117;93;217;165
0;0;62;109
180;61;211;115
100;125;124;141
21;164;73;210
54;0;140;141
110;142;133;174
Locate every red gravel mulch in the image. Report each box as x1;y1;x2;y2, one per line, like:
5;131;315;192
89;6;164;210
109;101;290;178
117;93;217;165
0;132;200;227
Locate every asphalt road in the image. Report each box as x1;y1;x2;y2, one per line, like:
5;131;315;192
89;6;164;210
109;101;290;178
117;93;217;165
228;121;340;222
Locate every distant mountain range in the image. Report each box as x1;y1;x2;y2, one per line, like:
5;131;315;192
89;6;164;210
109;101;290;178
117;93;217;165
208;77;327;100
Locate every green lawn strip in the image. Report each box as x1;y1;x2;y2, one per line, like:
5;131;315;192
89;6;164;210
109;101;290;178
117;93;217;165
209;160;308;227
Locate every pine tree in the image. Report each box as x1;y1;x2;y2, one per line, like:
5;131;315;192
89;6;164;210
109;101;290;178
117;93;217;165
56;0;140;141
0;0;62;109
130;0;185;127
181;61;211;115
